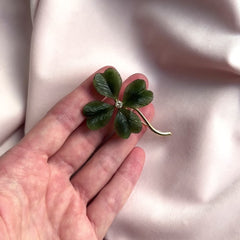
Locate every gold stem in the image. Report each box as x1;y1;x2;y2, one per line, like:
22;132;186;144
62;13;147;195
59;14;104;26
134;108;172;136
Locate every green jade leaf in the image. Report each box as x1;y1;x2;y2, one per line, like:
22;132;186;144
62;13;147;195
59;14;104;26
114;111;130;139
83;101;114;130
93;68;122;99
114;109;142;139
123;79;153;108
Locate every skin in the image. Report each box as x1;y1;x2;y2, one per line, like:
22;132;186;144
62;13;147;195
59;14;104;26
0;66;154;240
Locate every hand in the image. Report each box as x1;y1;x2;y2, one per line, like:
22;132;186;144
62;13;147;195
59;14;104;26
0;67;154;240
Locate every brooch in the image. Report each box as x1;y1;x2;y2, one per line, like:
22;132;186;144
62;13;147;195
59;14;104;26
83;68;171;139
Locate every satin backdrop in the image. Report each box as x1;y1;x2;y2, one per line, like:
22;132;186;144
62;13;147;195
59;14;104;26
1;0;240;239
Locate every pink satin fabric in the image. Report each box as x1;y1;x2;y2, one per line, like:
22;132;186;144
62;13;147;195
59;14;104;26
1;0;240;239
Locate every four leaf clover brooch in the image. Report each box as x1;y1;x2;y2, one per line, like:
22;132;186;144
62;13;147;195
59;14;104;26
83;68;171;139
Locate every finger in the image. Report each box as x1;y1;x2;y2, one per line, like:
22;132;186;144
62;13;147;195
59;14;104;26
49;73;149;176
87;147;145;240
71;103;154;203
17;66;111;158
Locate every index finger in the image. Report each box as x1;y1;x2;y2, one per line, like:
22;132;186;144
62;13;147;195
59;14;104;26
18;66;111;158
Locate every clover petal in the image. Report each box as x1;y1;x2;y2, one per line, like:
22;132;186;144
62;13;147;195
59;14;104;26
83;101;114;130
93;68;122;99
114;109;142;139
121;109;142;133
123;79;153;108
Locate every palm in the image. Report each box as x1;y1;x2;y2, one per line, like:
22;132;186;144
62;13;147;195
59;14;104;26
15;159;97;239
0;155;95;239
0;67;153;240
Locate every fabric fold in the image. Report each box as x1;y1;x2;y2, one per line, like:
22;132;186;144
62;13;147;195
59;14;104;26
135;0;240;76
0;0;31;150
